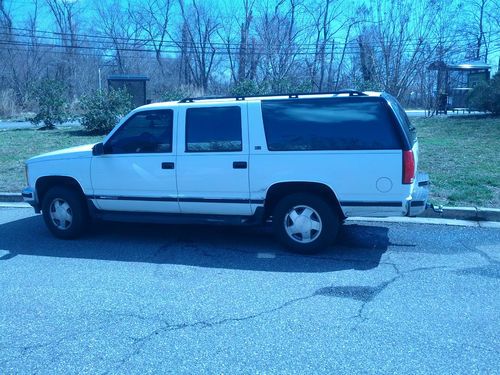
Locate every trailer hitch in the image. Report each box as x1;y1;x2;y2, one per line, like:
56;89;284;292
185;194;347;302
426;203;444;213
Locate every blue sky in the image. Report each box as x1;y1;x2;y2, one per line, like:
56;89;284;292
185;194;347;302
3;0;499;73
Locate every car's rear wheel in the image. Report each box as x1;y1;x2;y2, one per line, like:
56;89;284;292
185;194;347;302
42;186;89;239
272;193;340;254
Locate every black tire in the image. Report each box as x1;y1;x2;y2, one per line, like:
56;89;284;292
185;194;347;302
272;193;340;254
42;186;89;239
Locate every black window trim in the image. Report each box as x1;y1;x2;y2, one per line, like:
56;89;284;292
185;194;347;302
184;105;243;153
382;93;414;150
104;109;174;155
381;99;412;151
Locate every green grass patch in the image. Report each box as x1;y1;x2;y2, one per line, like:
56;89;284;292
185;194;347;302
414;116;500;207
0;117;499;208
0;128;102;192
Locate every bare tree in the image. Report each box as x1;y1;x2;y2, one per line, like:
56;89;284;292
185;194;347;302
44;0;81;95
218;0;259;85
45;0;78;50
1;0;497;111
0;0;13;77
304;0;347;91
257;0;303;92
351;0;439;99
1;0;50;105
332;19;361;90
178;21;192;86
176;0;220;93
129;0;174;77
461;0;495;62
237;0;259;81
96;0;145;74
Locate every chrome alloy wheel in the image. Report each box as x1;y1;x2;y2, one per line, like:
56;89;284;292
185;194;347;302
284;205;322;243
49;198;73;230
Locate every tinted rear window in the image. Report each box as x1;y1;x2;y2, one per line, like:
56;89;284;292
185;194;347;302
186;106;242;152
261;98;401;151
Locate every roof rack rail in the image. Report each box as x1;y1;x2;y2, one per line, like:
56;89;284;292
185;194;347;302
286;90;367;98
179;95;246;103
178;89;367;103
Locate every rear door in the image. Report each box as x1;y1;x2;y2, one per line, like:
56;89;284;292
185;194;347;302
176;103;251;215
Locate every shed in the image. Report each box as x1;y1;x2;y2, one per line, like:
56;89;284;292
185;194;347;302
107;74;149;108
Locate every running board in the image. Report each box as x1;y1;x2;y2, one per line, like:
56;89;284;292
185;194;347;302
90;207;265;226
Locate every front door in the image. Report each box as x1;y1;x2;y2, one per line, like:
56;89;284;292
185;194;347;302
90;109;180;213
176;103;251;215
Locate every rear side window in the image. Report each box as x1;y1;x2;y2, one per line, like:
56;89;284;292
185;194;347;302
261;98;401;151
186;106;242;152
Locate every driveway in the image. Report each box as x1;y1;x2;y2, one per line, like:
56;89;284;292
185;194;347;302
0;208;499;374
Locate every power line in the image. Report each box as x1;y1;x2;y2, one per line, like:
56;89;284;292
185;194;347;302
1;30;494;59
2;29;493;60
0;39;471;59
3;25;497;51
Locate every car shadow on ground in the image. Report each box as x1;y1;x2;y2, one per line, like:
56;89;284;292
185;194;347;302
0;215;395;272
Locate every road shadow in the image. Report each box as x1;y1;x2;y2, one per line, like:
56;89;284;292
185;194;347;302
0;215;392;272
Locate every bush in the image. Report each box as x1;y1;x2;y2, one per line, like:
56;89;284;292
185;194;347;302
358;80;384;92
30;79;67;130
80;89;132;134
468;72;500;116
229;80;266;96
265;79;313;95
161;86;199;102
229;79;313;97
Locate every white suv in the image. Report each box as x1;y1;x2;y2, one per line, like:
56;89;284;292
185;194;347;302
23;90;429;253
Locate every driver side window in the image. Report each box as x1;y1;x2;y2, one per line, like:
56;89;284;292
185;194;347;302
105;110;173;154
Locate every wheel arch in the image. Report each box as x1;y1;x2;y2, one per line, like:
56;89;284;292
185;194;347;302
36;176;86;206
264;181;345;219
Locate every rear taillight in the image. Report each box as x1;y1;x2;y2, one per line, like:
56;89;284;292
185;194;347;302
403;150;415;184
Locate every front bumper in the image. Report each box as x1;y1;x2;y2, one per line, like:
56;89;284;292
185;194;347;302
406;173;430;217
22;187;40;213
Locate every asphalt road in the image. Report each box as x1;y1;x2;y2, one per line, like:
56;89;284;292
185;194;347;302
0;207;499;374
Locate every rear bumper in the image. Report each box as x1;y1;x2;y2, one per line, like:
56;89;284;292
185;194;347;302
406;173;430;217
22;187;41;213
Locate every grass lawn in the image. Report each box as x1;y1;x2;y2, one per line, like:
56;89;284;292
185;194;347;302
0;116;499;208
414;116;500;208
0;128;102;192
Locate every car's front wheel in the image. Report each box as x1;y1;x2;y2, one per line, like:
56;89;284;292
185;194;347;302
42;186;89;239
272;193;339;254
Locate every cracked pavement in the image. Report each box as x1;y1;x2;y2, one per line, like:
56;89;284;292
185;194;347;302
0;208;499;374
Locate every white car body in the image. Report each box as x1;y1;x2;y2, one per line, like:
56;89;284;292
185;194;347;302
23;90;429;250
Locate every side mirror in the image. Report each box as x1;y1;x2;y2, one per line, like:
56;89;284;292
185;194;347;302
92;142;104;156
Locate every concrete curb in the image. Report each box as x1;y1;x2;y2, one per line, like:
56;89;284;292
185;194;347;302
421;206;500;222
1;191;499;222
0;193;23;202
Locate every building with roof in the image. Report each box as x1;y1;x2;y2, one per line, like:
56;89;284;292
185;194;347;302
107;75;149;108
428;61;491;113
